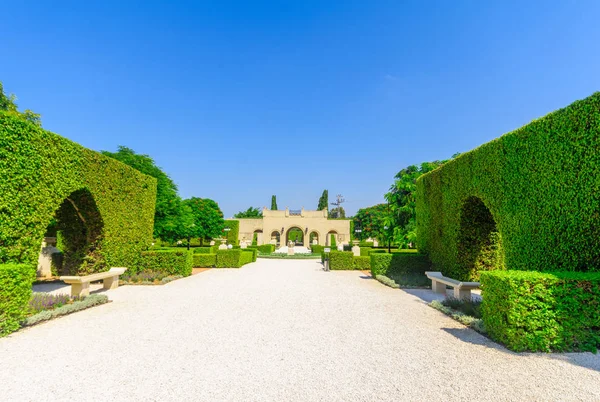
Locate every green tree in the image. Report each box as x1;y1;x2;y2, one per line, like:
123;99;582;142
352;204;390;242
0;81;41;126
329;206;346;219
317;190;328;211
234;206;262;218
271;195;277;210
183;197;225;243
384;160;448;247
101;146;180;241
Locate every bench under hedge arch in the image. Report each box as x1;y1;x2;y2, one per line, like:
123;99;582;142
0;113;157;273
416;92;600;280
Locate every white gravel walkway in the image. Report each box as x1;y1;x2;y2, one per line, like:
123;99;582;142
1;259;600;401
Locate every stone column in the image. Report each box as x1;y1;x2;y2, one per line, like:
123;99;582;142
352;240;360;257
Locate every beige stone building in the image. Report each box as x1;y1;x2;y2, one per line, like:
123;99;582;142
234;208;351;247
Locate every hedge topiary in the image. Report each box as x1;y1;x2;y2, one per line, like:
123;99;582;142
359;247;372;257
224;220;239;245
193;253;216;268
353;256;371;270
416;93;600;280
240;250;253;266
0;264;35;336
139;250;193;277
480;270;600;352
216;249;243;268
0;114;156;273
329;251;354;270
311;245;325;255
193;247;213;254
242;248;257;262
370;252;431;277
255;244;275;254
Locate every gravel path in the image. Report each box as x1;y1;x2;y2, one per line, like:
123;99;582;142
2;259;600;401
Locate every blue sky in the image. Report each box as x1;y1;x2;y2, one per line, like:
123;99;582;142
2;1;600;217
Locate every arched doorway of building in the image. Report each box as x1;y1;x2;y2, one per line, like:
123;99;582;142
270;230;281;246
309;231;320;246
252;230;263;245
286;227;304;246
326;230;338;247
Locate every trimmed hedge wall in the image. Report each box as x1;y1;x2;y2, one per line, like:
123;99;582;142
370;252;432;277
224;220;239;245
0;113;156;272
329;251;354;270
252;244;275;254
311;245;325;255
481;270;600;352
215;249;254;268
0;264;35;336
193;253;216;268
139;250;193;277
193;247;213;254
353;256;371;270
242;248;257;262
359;247;372;257
416;93;600;280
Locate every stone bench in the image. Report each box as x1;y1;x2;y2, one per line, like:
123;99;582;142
60;267;127;297
425;271;480;300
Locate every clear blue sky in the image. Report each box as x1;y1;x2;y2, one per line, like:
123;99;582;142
2;1;600;217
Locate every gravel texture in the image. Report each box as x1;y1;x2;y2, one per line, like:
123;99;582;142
2;259;600;401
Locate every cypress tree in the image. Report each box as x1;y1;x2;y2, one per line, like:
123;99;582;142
317;190;328;211
271;195;277;210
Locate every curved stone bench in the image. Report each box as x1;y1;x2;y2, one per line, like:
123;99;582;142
425;271;480;300
60;267;127;297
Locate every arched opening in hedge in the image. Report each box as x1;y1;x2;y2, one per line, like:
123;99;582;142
457;196;503;280
286;227;304;246
43;188;105;276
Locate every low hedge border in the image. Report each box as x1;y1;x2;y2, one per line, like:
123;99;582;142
429;300;486;334
193;254;216;268
258;253;321;259
370;252;432;277
249;244;276;254
139;250;193;277
22;294;109;328
481;270;600;352
242;248;258;262
215;249;255;268
0;264;35;336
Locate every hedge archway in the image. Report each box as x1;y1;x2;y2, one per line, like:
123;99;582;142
456;196;504;280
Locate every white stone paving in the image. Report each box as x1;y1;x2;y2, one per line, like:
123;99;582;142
1;259;599;401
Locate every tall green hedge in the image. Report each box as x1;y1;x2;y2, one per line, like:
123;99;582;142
329;251;354;270
481;270;600;352
139;250;193;276
370;252;432;277
0;114;157;273
242;248;257;262
416;93;600;280
224;220;239;245
0;264;35;336
353;256;371;270
193;253;216;268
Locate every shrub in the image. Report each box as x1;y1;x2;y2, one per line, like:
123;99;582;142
224;220;239;245
22;294;109;327
369;249;388;255
216;249;243;268
311;245;325;255
121;270;170;283
370;251;431;277
359;247;372;257
242;248;257;262
28;292;74;314
0;264;35;336
353;256;371;270
359;241;374;247
193;253;216;268
139;250;193;277
416;93;600;280
481;270;600;352
240;250;253;266
375;275;399;289
329;251;354;270
256;244;275;254
330;234;337;247
193;247;213;254
0;114;156;272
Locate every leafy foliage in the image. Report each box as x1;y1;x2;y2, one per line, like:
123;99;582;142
416;93;600;280
352;204;390;243
353;256;371;270
0;264;35;336
328;251;354;270
481;270;600;352
329;206;346;219
234;206;262;218
271;195;277;210
223;220;239;245
0;82;41;126
102;146;178;242
0;114;156;270
317;189;328;211
215;249;250;268
139;250;193;276
385;161;447;247
182;198;225;243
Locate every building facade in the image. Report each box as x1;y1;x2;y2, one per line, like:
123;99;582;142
234;207;351;247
